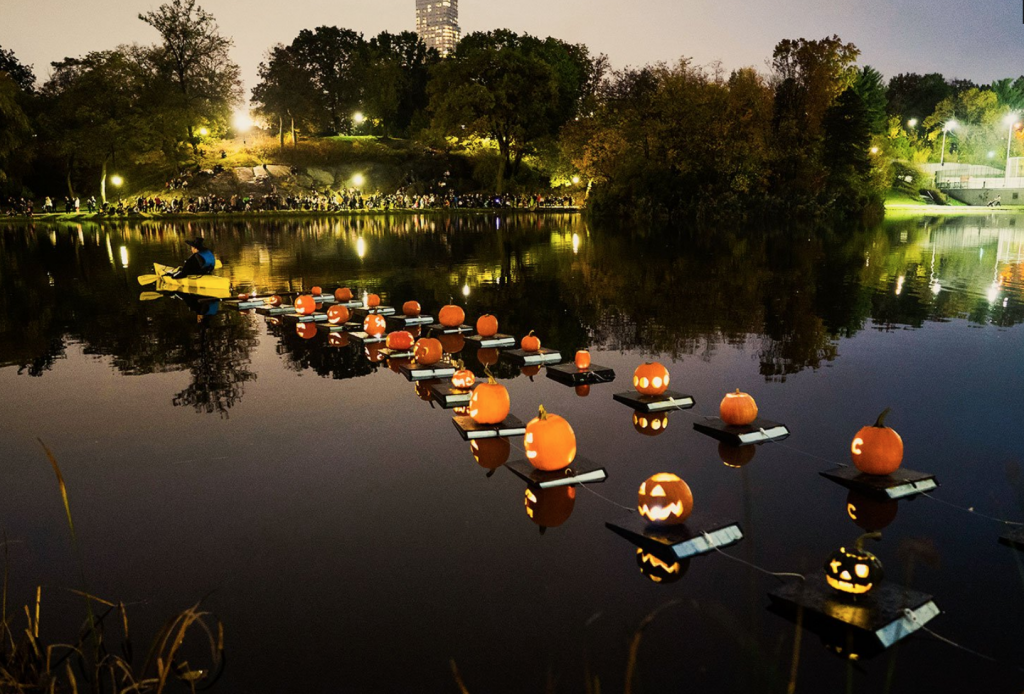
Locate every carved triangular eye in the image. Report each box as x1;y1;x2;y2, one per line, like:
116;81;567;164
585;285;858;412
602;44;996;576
639;482;646;494
650;485;666;497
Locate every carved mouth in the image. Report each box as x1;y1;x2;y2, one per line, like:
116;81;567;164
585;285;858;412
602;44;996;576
639;501;684;521
825;575;873;594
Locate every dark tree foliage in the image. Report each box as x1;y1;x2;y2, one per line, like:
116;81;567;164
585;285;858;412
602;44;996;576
0;45;36;92
886;72;951;121
852;66;887;135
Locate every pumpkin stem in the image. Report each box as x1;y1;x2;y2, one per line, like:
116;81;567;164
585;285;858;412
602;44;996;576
538;404;548;420
735;388;741;394
854;532;882;552
484;364;497;384
528;330;535;337
873;408;892;428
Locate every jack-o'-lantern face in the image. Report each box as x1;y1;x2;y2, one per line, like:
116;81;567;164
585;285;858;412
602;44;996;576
364;343;385;363
524;485;576;529
470;438;510;470
846;491;898;532
719;442;756;468
636;548;689;584
633;362;670;396
850;408;904;476
451;365;476;389
296;322;318;340
363;314;387;337
327;304;350;325
328;332;349;348
294;295;317;316
452;405;470;417
268;295;283;307
633;412;669;437
414;380;436;402
637;473;693;525
824;533;884;595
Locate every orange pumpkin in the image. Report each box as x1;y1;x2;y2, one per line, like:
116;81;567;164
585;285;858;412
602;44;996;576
365;344;385;363
294;295;317;316
524;405;577;471
476;314;499;337
633;362;670;396
363;314;387;337
366;293;381;308
403;300;421;317
719;442;756;468
386;330;414;350
414;337;443;365
335;287;353;302
328;332;350;348
451;361;476;389
477;348;499;366
468;369;510;425
439;304;465;328
637;473;693;525
327;304;350;325
238;293;249;300
311;285;322;295
851;408;904;475
521;330;541;353
633;412;669;437
575;350;591;370
524;486;576;528
720;389;758;426
296;323;318;340
470;438;510;470
268;295;282;307
438;333;465;355
575;384;591;397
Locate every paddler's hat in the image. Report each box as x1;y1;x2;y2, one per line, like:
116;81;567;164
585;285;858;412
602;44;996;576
186;237;206;249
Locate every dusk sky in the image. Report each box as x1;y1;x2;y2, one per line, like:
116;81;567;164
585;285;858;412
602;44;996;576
4;0;1024;95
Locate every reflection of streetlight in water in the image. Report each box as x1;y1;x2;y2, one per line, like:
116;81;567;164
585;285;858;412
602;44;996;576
572;233;580;255
119;245;129;269
356;237;366;259
895;275;904;295
462;283;470;298
929;247;941;295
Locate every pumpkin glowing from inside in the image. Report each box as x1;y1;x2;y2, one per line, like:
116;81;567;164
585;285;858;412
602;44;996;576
575;384;591;397
365;344;386;363
476;314;498;337
328;332;349;348
637;473;693;525
335;287;353;302
402;300;421;317
470;438;510;470
846;490;898;532
524;405;577;471
413;337;443;365
850;408;904;476
366;293;381;308
327;304;351;325
386;330;414;350
719;442;756;468
633;362;670;396
720;389;758;426
524;485;576;528
451;366;476;389
468;371;510;425
824;532;884;595
636;548;688;584
633;412;669;437
575;350;591;370
296;323;318;340
439;304;465;328
294;295;317;316
521;331;541;353
363;314;387;337
268;295;283;307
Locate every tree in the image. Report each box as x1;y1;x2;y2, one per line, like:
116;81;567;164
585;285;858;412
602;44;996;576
286;26;365;134
360;31;438;138
852;66;887;135
252;44;318;149
886;72;950;122
0;73;33;192
0;45;36;92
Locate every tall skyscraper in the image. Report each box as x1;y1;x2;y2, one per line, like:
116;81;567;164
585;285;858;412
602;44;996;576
415;0;460;56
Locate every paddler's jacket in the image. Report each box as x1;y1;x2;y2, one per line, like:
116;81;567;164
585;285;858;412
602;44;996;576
171;248;216;278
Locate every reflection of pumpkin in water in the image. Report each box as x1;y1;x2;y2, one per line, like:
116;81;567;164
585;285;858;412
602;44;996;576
524;485;576;528
452;405;470;417
438;333;465;355
477;348;499;366
296;323;318;340
328;332;350;348
719;442;756;468
414;381;434;402
470;438;510;470
633;412;669;437
387;358;410;374
637;473;692;525
364;343;386;363
575;384;590;397
846;490;898;531
824;532;884;595
520;364;541;379
636;547;689;584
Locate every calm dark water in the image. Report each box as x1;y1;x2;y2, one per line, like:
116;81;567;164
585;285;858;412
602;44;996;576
1;213;1023;693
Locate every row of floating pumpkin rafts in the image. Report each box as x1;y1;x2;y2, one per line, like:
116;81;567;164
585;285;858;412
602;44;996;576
247;286;907;594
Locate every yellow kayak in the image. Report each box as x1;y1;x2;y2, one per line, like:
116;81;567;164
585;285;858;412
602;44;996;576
149;263;232;298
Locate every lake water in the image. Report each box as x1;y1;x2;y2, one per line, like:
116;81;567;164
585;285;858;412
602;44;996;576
1;213;1022;692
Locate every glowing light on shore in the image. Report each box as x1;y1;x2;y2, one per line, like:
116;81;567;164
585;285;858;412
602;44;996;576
233;111;254;132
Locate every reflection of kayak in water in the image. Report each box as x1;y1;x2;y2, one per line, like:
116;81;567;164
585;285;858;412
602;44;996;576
140;263;231;298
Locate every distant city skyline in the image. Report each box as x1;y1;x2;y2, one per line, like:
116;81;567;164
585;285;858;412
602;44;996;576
3;0;1023;94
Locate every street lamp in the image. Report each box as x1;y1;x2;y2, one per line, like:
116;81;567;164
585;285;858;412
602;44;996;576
907;118;918;128
352;173;365;188
111;175;124;203
940;120;957;166
1004;113;1019;166
198;127;209;137
353;112;365;126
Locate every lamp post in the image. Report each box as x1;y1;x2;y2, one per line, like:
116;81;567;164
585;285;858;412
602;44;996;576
110;175;124;204
1005;113;1019;175
940;120;957;166
907;118;918;128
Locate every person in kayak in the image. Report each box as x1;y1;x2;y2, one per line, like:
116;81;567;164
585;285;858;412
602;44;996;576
170;237;216;278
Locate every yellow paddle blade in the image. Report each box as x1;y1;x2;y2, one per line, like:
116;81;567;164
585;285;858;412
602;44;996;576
139;292;164;301
137;274;160;285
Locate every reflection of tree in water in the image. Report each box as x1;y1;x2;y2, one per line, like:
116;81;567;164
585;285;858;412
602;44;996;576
172;314;259;417
271;322;381;381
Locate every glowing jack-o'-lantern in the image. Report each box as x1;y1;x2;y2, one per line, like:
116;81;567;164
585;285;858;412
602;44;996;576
451;362;476;389
524;485;576;528
825;532;884;595
402;300;421;317
468;369;510;425
850;408;903;476
439;304;465;328
328;332;349;347
846;490;898;532
575;384;590;397
636;548;688;584
521;331;541;353
719;442;756;468
477;348;499;367
524;405;577;471
452;405;471;417
476;314;498;337
296;322;318;340
268;295;283;307
633;362;670;396
327;304;350;325
363;314;387;337
366;293;381;308
438;333;465;355
413;337;443;365
238;293;249;301
720;389;758;426
575;351;591;370
637;473;693;525
386;330;414;351
365;344;386;363
470;438;509;470
311;285;322;296
633;412;669;437
335;287;353;302
294;295;316;316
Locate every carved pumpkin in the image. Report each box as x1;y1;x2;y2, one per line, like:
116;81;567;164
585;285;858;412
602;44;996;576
520;364;541;378
366;293;381;308
439;304;465;328
363;314;387;337
633;362;670;396
268;295;282;307
846;490;898;531
364;343;385;363
296;323;318;340
719;442;756;468
521;331;541;352
311;285;322;296
524;405;577;471
575;384;590;397
328;332;349;348
638;473;693;525
438;333;465;355
294;295;316;316
402;300;421;317
633;412;669;437
413;337;443;365
824;532;884;595
470;438;509;470
335;287;353;302
468;369;510;424
452;405;471;417
238;293;249;300
720;389;758;426
851;408;903;476
524;485;576;528
575;350;591;370
477;348;499;366
386;330;415;350
476;314;498;337
327;304;350;325
636;548;688;584
451;362;476;389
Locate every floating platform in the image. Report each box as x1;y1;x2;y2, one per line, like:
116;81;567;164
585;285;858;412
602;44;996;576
316;321;364;334
820;466;938;500
386;314;434;328
312;294;337;304
255;305;295;316
398;361;457;381
465;334;516;349
502;348;562;366
282;312;329;325
505;457;607;488
378;346;415;360
546;363;616;387
348;331;387;344
768;571;939;651
428;382;477;408
999;527;1024;550
613;390;695;413
352;306;396;319
224;298;270;310
693;417;790;445
336;299;365;309
427;323;474;335
606;516;743;559
452;414;527;440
